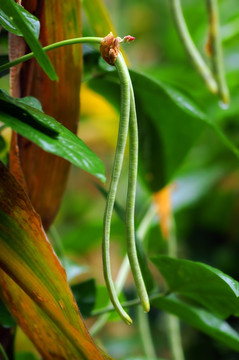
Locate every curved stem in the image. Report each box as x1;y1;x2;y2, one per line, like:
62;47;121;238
126;84;150;313
102;52;132;325
171;0;218;94
0;37;103;73
207;0;230;105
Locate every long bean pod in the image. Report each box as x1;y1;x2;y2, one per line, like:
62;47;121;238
102;52;132;325
126;83;150;313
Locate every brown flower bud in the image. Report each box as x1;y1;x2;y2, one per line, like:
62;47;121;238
100;32;120;66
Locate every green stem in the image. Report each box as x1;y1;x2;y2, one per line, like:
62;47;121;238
126;84;150;313
138;307;157;359
91;293;163;317
0;344;9;360
166;215;185;360
168;314;185;360
0;37;103;73
102;52;132;325
207;0;230;105
171;0;218;94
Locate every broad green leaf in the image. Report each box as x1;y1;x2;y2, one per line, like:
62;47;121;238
0;90;105;182
152;294;239;352
0;300;16;328
0;0;56;80
87;61;239;191
0;162;111;360
151;255;239;318
0;5;40;38
86;64;207;191
71;279;96;318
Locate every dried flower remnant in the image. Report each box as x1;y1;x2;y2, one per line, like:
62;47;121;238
100;32;135;65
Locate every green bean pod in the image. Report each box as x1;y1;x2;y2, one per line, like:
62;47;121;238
126;83;150;313
102;52;132;325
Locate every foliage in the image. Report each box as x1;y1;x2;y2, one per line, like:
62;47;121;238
0;0;239;359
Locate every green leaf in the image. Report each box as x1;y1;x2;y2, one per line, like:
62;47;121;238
151;255;239;318
152;294;239;352
87;65;208;191
71;279;96;318
86;53;239;191
0;0;56;80
0;90;105;182
0;300;16;328
0;5;40;38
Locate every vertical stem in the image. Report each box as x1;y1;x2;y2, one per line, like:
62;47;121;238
171;0;218;94
166;216;185;360
168;313;185;360
207;0;230;105
138;306;157;359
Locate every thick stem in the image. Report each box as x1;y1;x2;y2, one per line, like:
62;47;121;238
171;0;218;94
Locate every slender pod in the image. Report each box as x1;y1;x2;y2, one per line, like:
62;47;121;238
207;0;230;105
171;0;218;94
102;51;132;325
126;83;150;313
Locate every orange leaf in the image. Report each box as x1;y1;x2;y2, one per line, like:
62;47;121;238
0;162;112;360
